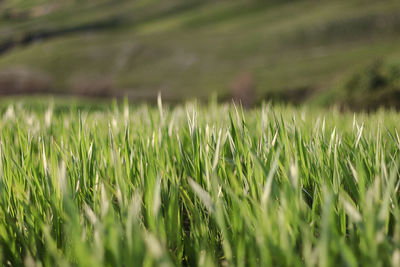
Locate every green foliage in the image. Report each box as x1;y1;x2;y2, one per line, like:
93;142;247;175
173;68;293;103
346;60;400;93
0;99;399;266
342;60;400;109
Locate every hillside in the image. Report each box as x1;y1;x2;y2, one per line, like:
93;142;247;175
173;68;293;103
1;0;400;105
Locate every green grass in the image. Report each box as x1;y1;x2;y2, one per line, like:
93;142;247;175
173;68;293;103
1;0;400;103
0;98;400;266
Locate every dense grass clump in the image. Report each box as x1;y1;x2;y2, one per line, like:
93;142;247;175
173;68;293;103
0;99;400;266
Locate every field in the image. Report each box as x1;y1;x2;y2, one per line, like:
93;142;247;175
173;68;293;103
1;0;400;105
0;98;400;266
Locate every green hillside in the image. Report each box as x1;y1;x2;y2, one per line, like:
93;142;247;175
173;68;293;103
1;0;400;105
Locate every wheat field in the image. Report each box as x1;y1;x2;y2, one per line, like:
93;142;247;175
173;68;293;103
0;99;399;266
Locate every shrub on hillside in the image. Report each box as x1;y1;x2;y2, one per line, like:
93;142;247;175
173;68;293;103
343;60;400;110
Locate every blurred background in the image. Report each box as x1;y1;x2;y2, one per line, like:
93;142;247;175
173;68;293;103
1;0;400;109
